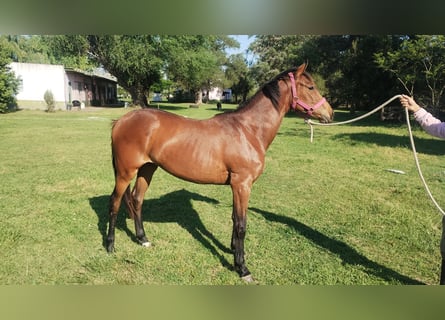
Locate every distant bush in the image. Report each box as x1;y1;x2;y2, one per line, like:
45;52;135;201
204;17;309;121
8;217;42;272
44;89;55;112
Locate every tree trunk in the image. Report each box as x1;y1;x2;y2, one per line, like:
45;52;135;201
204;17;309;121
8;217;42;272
128;86;148;107
194;90;203;105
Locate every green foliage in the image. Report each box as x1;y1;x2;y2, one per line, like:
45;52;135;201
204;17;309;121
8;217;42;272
43;89;55;112
0;35;51;64
43;35;95;70
6;34;445;112
151;79;173;95
162;35;236;104
250;35;445;111
375;35;445;112
250;35;356;106
88;35;163;107
0;40;20;113
249;35;309;82
225;53;255;103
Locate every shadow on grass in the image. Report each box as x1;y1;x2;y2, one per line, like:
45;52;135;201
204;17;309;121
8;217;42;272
249;207;424;285
89;189;233;272
332;132;445;156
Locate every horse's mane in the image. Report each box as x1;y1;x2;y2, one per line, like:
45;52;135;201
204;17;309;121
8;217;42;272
237;67;299;112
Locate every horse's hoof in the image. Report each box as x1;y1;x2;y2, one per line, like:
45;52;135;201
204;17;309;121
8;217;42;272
141;241;151;248
241;274;255;283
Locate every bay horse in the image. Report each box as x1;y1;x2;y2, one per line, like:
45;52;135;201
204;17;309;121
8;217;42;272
107;63;334;281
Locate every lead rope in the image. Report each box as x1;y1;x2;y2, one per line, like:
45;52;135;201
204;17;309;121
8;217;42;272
307;94;445;216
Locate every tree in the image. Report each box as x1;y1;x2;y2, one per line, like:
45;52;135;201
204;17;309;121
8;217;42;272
291;35;352;107
250;35;404;111
248;35;346;104
162;35;237;105
27;35;238;107
249;35;312;85
88;35;162;107
375;35;445;113
0;35;51;64
225;53;254;103
43;35;94;70
151;78;174;101
0;39;20;113
333;35;402;111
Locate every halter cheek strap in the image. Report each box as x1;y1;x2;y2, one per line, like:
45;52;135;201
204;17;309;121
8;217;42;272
288;72;298;110
288;72;326;116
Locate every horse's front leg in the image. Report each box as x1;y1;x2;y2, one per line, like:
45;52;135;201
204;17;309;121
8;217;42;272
231;178;253;282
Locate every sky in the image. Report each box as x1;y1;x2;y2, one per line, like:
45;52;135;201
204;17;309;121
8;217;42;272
226;35;256;62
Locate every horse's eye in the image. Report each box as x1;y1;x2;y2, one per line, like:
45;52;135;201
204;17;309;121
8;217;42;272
308;86;314;90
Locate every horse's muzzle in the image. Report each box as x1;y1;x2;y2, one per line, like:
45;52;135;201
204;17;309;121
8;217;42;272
319;108;334;123
321;101;334;123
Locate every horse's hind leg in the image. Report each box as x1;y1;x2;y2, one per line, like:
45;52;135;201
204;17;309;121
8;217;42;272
131;163;158;247
107;177;131;252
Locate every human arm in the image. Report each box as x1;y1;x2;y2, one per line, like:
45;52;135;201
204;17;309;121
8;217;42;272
399;95;445;139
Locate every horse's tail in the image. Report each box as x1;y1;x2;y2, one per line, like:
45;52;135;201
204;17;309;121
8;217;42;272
111;120;118;177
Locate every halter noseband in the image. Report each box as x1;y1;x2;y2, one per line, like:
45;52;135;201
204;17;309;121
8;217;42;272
288;72;326;116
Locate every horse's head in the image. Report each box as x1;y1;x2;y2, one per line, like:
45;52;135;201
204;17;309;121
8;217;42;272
288;64;334;123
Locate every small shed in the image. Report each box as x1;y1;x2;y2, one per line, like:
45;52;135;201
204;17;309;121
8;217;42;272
65;67;118;107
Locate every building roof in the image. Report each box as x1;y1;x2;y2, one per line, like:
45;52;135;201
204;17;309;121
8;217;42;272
64;67;117;82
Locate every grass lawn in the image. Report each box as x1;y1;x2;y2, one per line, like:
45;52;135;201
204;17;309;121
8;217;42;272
0;103;444;284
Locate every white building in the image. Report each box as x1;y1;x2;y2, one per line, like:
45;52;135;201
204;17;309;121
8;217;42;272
10;62;66;109
206;87;232;102
10;62;118;110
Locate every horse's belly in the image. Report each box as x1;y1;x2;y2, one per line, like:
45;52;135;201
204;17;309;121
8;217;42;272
160;160;229;185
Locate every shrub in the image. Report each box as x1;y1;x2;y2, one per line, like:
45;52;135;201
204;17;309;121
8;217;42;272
0;46;20;113
44;89;55;112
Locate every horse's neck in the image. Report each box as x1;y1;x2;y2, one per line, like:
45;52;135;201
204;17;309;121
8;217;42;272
238;95;290;151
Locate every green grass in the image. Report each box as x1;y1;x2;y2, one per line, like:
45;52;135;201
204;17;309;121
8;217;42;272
0;103;444;284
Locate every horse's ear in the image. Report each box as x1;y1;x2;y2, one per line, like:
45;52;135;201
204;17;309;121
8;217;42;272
296;63;306;76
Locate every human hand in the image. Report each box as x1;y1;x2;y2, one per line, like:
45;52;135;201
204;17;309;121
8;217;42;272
399;94;421;113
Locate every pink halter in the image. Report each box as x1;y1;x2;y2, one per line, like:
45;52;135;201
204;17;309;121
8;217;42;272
288;72;326;116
